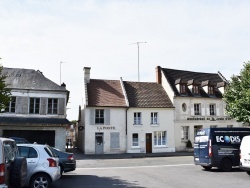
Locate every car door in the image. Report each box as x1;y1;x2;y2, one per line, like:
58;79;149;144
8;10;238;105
18;146;39;179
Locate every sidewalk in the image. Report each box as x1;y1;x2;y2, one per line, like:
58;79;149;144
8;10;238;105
66;148;194;160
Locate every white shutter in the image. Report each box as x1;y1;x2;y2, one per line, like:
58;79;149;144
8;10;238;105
216;106;220;116
191;104;194;116
206;103;210;116
104;109;110;125
89;109;95;125
201;104;205;116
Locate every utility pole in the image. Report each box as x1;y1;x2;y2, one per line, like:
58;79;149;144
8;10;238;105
60;62;66;85
131;42;147;82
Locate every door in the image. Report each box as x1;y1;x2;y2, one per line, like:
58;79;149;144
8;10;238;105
146;133;152;153
95;133;104;154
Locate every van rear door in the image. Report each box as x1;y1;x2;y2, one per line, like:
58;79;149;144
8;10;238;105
194;129;210;166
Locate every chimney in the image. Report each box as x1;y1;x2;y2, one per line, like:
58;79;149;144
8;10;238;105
61;82;66;88
83;67;91;83
156;66;162;84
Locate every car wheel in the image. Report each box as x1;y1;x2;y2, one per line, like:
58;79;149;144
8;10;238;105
29;173;51;188
10;157;27;188
246;171;250;176
220;158;232;172
60;165;64;176
202;166;212;171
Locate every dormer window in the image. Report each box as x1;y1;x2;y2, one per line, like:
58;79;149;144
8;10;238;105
193;85;199;94
180;84;186;94
208;86;214;95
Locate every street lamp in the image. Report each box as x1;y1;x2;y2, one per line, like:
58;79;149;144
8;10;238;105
131;42;147;82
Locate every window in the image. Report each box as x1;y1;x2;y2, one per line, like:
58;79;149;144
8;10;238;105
132;133;139;146
18;146;38;158
154;131;167;146
182;103;187;112
181;126;189;141
194;103;201;115
227;125;233;128
95;109;104;124
48;98;58;114
193;85;199;94
208;86;214;95
210;125;217;128
151;112;158;124
134;112;141;124
209;104;216;116
180;84;186;94
5;97;16;113
29;98;40;114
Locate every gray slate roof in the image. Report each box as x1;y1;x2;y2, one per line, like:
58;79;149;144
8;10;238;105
3;67;68;92
161;67;225;98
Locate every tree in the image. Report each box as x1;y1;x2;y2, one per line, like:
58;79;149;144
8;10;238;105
0;64;11;111
223;62;250;123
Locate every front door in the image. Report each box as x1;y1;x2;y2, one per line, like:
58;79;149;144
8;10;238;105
146;133;152;153
95;133;104;154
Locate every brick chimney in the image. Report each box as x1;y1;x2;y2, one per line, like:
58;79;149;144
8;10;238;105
83;67;91;83
156;66;162;84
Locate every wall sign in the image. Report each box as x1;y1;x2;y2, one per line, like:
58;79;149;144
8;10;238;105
97;126;115;130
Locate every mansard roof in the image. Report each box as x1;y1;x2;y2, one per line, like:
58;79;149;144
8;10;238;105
123;81;174;108
87;79;127;107
3;67;68;92
161;67;225;98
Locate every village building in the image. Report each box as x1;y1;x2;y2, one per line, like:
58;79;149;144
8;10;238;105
0;67;70;151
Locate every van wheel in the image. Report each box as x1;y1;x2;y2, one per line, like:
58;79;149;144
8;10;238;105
10;157;27;188
220;158;232;172
202;166;212;171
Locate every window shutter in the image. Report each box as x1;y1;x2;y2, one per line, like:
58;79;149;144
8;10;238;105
40;97;47;115
201;104;205;116
58;98;65;115
89;109;95;125
104;109;110;125
216;106;220;116
110;132;120;149
191;104;194;116
16;96;29;114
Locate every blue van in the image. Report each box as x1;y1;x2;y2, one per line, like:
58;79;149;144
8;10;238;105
194;128;250;171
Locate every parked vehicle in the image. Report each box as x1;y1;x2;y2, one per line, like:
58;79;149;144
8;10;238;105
9;137;29;144
194;127;250;171
240;135;250;175
50;147;76;175
17;143;61;188
0;137;27;188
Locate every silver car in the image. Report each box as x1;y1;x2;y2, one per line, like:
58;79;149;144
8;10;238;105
17;143;61;188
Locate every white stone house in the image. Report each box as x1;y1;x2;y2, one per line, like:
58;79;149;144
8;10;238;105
0;68;70;151
156;66;243;151
78;67;175;154
123;81;175;153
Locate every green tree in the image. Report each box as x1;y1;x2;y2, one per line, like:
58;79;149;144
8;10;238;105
0;64;11;111
223;62;250;123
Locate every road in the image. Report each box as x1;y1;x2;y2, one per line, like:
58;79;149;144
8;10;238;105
51;156;250;188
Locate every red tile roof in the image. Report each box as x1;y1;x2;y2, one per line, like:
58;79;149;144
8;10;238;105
87;79;127;107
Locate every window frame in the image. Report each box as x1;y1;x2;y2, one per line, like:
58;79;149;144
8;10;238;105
47;98;58;114
208;86;214;95
209;104;216;116
5;97;16;113
194;103;201;115
193;85;199;94
29;97;40;114
132;133;139;147
180;84;186;94
151;112;158;125
95;109;104;124
154;131;167;146
134;112;141;125
181;126;189;141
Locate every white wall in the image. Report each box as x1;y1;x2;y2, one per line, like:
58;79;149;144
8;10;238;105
126;108;175;153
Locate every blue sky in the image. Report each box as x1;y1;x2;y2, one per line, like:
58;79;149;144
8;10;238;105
1;0;250;120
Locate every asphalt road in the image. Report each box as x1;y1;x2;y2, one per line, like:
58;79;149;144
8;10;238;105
51;156;250;188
